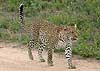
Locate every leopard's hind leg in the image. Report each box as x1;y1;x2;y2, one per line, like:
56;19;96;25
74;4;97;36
38;42;45;62
47;48;53;66
28;39;34;60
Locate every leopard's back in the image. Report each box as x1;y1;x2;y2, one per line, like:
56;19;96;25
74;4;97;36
30;20;60;47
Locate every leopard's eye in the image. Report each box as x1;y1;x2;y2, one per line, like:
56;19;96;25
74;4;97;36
64;29;67;31
71;31;74;33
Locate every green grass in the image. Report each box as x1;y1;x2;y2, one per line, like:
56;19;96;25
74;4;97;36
0;0;100;60
96;53;100;60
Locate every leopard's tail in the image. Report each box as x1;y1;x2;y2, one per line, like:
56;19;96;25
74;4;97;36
19;3;25;33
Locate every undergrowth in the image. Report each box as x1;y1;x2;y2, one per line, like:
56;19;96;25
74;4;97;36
0;0;100;60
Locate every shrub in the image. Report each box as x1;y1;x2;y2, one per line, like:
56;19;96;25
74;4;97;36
0;0;100;60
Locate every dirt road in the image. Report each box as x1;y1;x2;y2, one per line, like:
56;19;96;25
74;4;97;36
0;42;100;71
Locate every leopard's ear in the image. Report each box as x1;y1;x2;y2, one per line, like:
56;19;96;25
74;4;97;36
64;26;67;31
75;24;77;30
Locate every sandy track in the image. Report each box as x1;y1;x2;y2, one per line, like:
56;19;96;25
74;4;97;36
0;42;100;71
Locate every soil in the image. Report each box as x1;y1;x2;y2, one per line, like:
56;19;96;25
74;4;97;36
0;42;100;71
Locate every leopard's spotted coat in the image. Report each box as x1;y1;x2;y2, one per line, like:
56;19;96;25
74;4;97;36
19;4;77;69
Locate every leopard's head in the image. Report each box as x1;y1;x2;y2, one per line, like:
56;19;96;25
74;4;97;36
58;24;78;42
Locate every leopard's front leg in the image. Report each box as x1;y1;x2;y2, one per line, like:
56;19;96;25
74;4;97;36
47;48;53;66
65;37;76;69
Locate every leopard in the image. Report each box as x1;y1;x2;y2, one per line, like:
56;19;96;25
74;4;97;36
19;3;78;69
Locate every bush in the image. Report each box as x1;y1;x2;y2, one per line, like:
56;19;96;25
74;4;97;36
0;32;10;40
73;43;96;58
96;53;100;60
0;0;100;60
19;35;30;45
